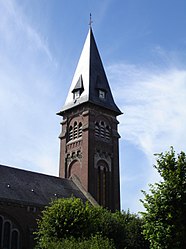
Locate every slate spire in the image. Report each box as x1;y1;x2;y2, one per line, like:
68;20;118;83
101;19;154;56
58;27;121;115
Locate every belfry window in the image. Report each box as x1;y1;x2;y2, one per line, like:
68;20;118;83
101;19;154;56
95;122;100;137
78;123;82;137
95;121;110;141
69;126;73;141
100;122;105;138
105;126;110;140
68;121;83;141
74;122;78;139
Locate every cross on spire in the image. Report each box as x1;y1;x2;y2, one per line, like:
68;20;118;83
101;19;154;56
89;13;93;28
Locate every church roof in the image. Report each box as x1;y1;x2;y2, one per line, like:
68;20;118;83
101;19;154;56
0;164;87;206
58;28;122;115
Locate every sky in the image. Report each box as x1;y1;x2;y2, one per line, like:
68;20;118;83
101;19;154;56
0;0;186;213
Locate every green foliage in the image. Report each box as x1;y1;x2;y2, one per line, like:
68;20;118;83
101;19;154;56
141;147;186;249
35;197;92;246
113;211;149;249
36;235;115;249
35;197;149;249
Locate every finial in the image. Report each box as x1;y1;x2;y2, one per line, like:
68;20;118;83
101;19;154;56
89;13;93;28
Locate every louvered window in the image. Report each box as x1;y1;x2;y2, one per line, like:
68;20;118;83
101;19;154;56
105;126;110;140
100;122;105;138
95;122;100;137
74;122;78;139
95;121;111;141
78;123;82;137
69;126;73;141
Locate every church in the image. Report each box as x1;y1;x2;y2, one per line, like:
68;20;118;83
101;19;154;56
0;26;122;249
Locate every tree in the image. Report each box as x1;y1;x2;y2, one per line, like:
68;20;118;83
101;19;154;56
113;210;149;249
141;147;186;249
35;197;148;249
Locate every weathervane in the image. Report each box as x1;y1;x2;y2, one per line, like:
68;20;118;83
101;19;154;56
89;13;93;27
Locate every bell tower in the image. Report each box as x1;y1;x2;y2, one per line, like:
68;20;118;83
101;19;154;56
57;28;122;211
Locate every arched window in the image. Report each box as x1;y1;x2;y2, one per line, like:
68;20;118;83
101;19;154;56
0;216;3;245
102;167;106;206
97;163;108;207
100;121;105;138
11;230;19;249
105;126;110;140
68;122;83;141
78;123;82;137
97;166;101;204
95;122;100;137
95;121;111;141
69;126;73;141
74;122;78;139
0;215;20;249
3;221;11;249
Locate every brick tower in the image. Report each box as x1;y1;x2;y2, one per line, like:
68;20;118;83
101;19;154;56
57;27;122;211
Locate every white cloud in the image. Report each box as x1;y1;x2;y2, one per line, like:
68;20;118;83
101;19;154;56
107;61;186;212
0;0;60;175
108;63;186;157
0;0;54;63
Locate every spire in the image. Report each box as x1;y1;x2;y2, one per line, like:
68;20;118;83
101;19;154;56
58;28;122;115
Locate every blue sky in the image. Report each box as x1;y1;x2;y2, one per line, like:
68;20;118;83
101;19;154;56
1;0;186;213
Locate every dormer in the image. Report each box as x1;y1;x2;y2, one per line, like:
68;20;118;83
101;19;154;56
72;75;84;101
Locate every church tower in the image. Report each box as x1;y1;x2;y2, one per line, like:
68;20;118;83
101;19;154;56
57;27;122;211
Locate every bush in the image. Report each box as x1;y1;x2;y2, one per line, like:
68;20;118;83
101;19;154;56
39;235;115;249
35;197;149;249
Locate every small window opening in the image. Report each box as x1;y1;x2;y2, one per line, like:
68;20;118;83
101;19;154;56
105;126;110;140
100;122;105;138
74;90;80;100
99;90;106;99
78;123;82;137
69;126;73;141
95;122;100;137
74;122;78;139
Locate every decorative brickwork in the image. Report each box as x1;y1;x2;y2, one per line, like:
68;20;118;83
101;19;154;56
58;105;121;210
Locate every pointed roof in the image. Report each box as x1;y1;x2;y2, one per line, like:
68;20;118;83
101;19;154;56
58;28;122;115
